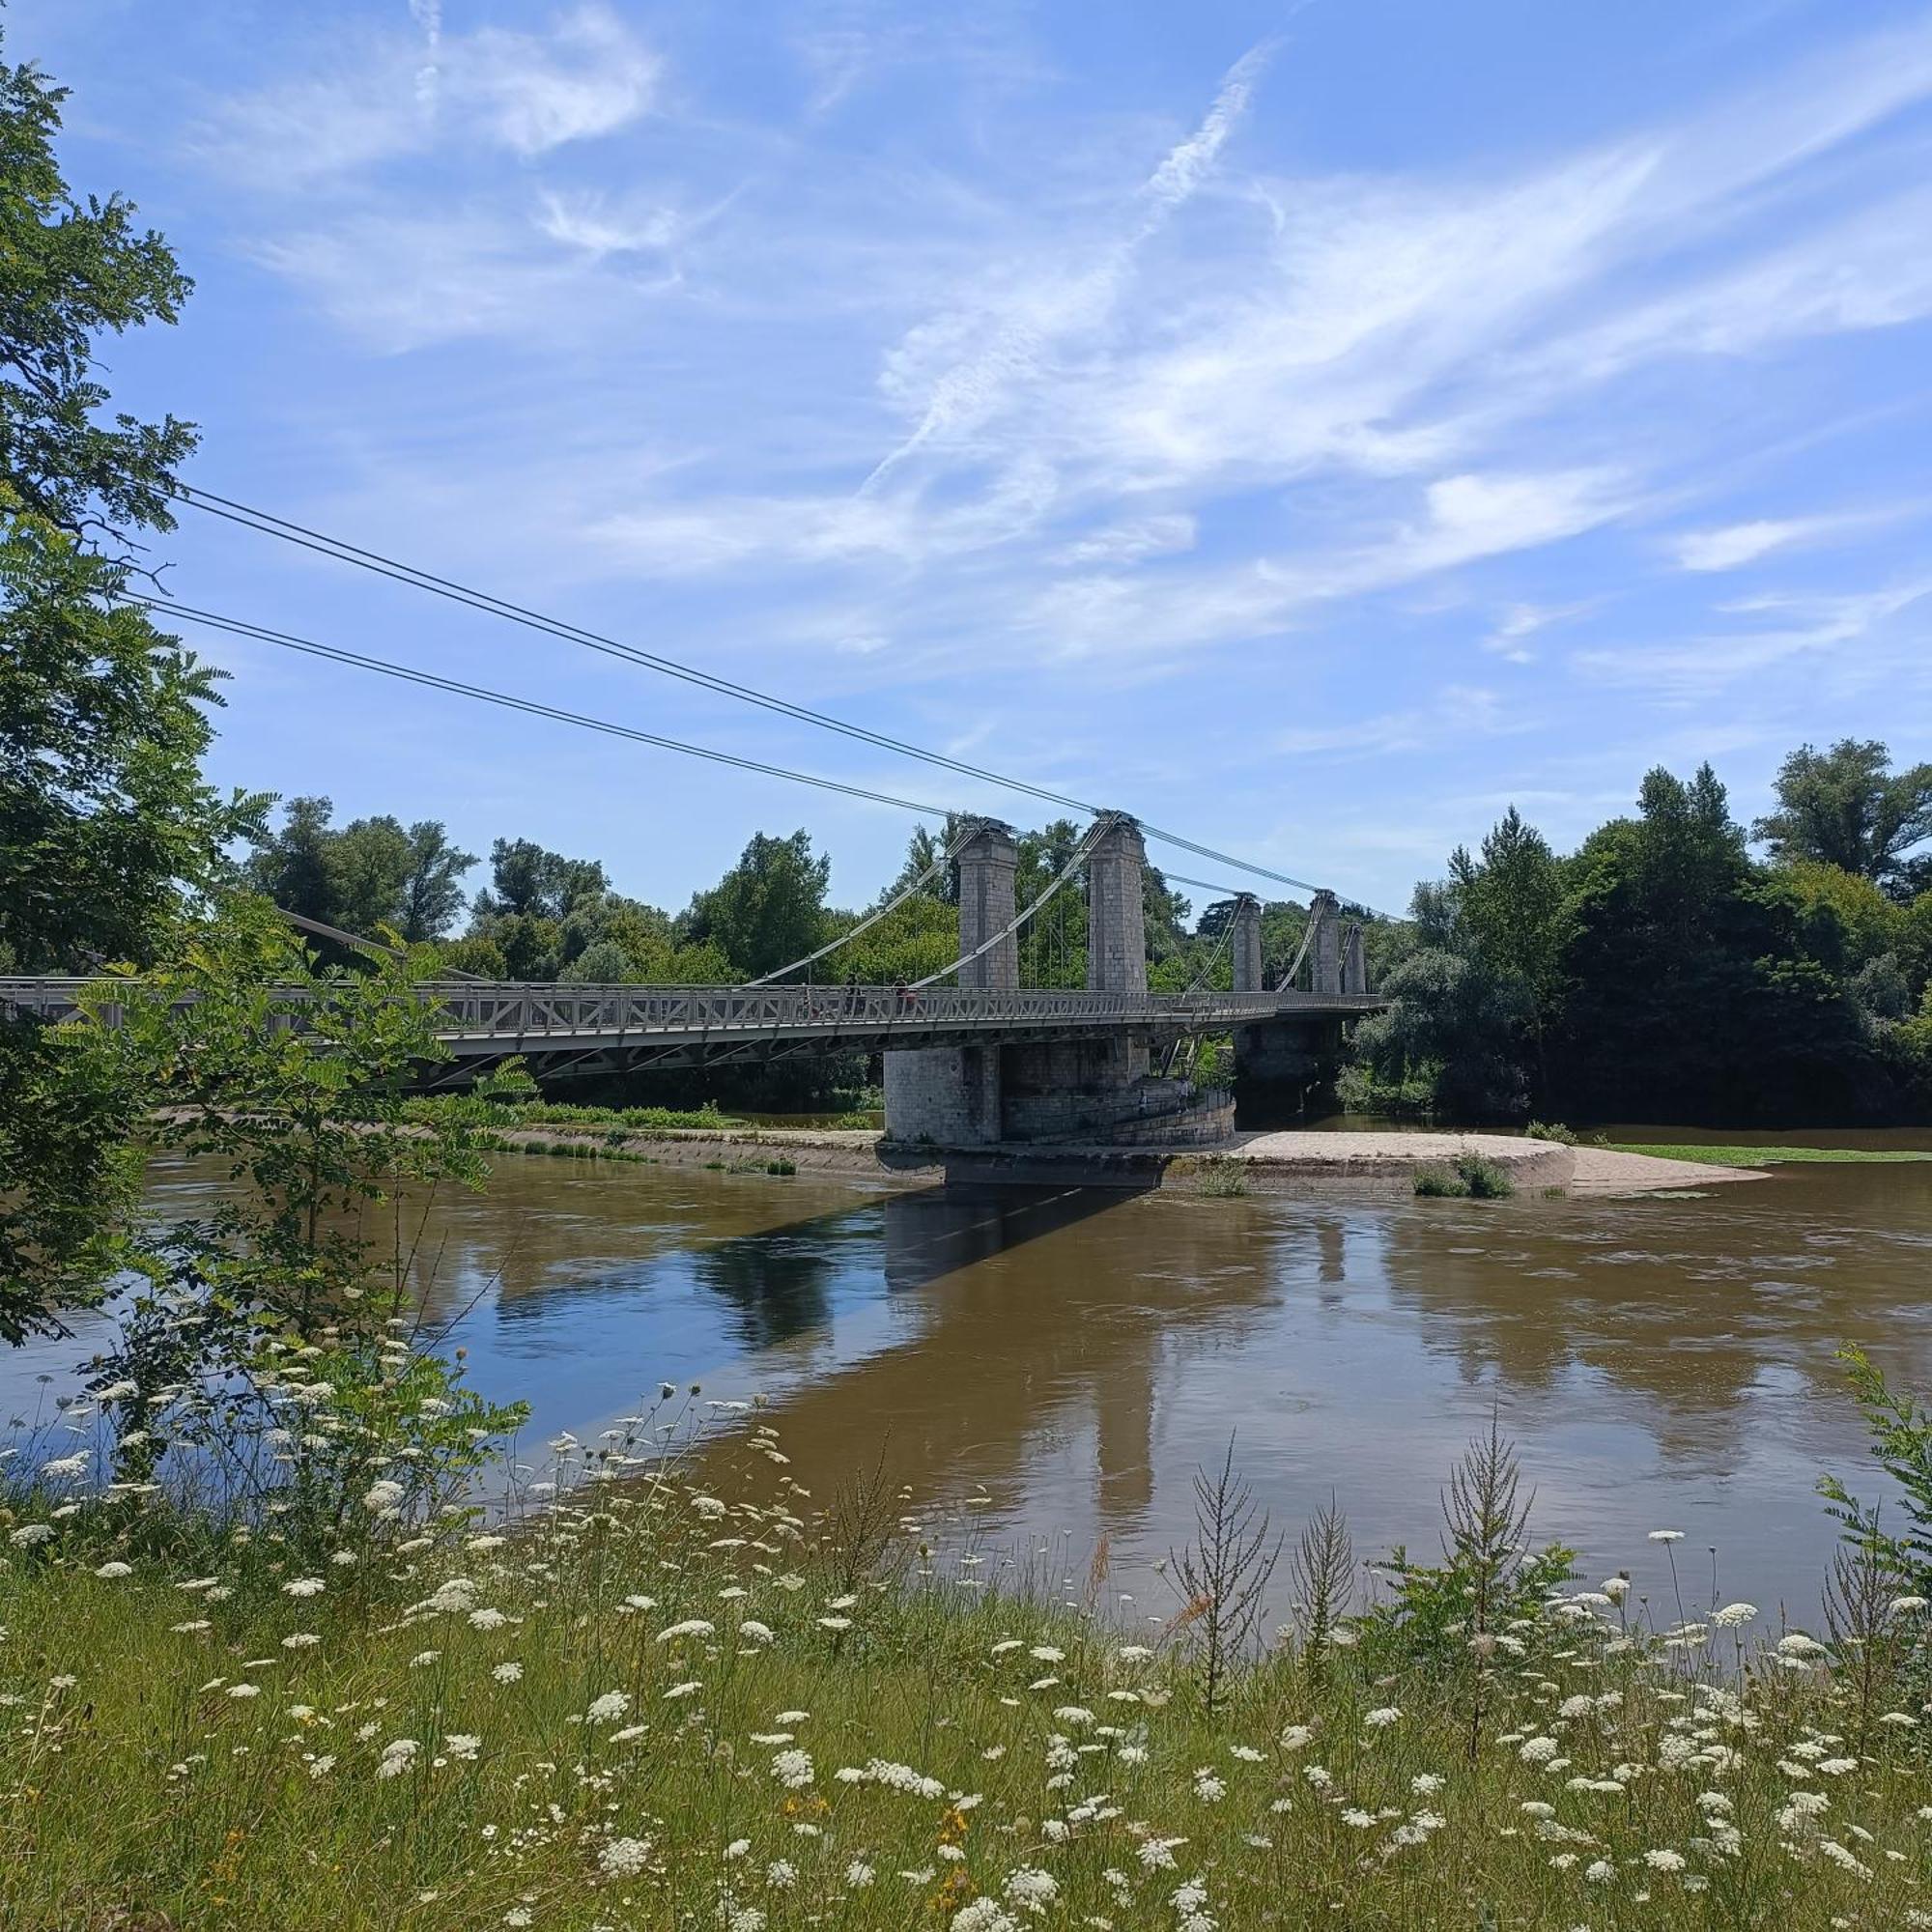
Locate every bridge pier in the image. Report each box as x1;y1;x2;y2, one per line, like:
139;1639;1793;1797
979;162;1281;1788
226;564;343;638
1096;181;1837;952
1309;889;1342;995
1070;812;1151;1094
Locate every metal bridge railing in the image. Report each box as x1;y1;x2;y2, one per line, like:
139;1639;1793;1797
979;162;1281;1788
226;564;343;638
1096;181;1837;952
1;978;1381;1039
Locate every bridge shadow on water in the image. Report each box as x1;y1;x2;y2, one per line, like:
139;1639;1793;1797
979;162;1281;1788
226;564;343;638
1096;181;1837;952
686;1182;1136;1351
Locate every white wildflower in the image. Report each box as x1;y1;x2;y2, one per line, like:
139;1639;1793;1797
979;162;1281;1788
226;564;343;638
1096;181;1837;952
599;1835;652;1876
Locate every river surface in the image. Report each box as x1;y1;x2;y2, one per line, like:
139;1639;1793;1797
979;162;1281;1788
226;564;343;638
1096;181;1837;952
7;1140;1932;1622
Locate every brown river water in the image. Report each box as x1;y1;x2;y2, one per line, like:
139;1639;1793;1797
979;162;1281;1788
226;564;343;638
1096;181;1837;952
6;1134;1931;1621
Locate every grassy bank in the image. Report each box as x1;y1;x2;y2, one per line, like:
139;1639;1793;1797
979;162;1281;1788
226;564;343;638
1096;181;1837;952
4;1416;1931;1930
1604;1143;1932;1167
407;1094;751;1134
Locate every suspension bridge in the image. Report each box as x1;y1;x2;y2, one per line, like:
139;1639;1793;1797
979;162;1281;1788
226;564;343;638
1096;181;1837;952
4;816;1382;1147
6;481;1389;1150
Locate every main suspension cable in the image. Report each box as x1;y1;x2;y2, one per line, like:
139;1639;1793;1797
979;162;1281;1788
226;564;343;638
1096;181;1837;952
156;480;1347;901
128;597;954;820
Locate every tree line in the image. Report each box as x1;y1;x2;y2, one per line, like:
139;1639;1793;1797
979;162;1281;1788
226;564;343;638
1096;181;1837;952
1347;746;1932;1124
242;799;1321;997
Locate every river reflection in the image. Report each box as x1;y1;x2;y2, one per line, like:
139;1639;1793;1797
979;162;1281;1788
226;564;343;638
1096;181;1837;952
6;1151;1931;1617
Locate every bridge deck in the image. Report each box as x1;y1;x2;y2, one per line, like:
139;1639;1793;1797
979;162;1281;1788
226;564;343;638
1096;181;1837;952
3;979;1384;1069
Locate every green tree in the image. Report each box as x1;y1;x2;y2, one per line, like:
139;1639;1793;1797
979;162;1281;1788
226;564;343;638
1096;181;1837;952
1777;857;1903;971
1;34;259;1340
1557;765;1868;1119
1015;819;1089;989
473;837;606;923
80;897;525;1548
1753;739;1932;894
689;829;831;979
1344;945;1533;1119
242;795;338;925
245;800;475;942
561;937;639;982
1450;806;1566;1089
394;819;476;941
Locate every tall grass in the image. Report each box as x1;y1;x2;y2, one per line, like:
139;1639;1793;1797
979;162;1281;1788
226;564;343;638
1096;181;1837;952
3;1406;1929;1929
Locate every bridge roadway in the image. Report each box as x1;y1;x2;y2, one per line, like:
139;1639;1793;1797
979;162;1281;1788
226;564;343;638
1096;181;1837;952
1;978;1386;1074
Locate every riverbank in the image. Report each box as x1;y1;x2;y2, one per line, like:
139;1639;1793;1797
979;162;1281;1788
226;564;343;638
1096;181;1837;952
480;1122;1759;1197
4;1412;1928;1930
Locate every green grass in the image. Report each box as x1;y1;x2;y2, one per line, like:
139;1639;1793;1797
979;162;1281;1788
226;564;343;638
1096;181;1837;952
1194;1155;1249;1197
1605;1142;1932;1167
3;1423;1930;1930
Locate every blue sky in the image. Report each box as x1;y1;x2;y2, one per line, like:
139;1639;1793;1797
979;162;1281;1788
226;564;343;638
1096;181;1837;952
19;0;1932;917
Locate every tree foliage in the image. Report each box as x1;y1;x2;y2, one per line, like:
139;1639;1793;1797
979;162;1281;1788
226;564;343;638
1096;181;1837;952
1753;739;1932;894
245;796;476;942
1354;756;1929;1124
77;898;525;1548
687;829;831;980
0;32;259;1338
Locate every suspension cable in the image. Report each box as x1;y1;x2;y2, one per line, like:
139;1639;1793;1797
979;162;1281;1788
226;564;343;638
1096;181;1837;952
1272;914;1317;993
909;817;1114;991
127;597;954;819
151;479;1362;903
1178;905;1239;997
747;821;979;985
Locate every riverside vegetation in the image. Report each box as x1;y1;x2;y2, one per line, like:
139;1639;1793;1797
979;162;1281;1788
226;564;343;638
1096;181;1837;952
7;913;1932;1929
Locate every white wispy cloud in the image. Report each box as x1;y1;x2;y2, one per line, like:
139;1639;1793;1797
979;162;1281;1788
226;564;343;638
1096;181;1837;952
1672;518;1832;572
1576;582;1932;695
863;41;1272;487
535;189;680;259
1668;504;1922;572
1480;601;1593;662
202;3;657;187
1275;686;1527;759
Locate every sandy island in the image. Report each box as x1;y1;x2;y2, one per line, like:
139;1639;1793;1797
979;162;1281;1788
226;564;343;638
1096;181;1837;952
489;1123;1763;1198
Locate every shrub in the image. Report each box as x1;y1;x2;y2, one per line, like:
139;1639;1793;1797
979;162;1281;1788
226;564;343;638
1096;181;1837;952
1456;1152;1514;1198
1412;1165;1466;1197
1523;1118;1577;1145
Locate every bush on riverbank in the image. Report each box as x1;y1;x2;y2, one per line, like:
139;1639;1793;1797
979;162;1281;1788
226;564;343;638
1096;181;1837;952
1412;1153;1516;1200
4;1402;1931;1929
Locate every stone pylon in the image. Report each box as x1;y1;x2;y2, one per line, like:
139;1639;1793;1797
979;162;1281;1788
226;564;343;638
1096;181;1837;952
954;819;1019;990
1086;814;1148;995
1231;895;1264;993
1309;890;1342;995
1342;921;1367;995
